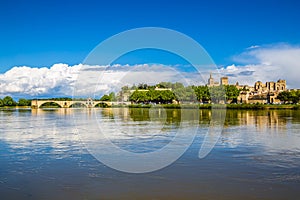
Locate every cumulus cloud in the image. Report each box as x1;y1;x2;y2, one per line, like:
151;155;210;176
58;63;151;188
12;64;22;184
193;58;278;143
1;43;299;98
0;63;207;98
220;44;300;88
0;63;81;97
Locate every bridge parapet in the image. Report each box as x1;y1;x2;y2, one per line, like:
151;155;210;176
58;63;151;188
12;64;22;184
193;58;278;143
31;99;128;108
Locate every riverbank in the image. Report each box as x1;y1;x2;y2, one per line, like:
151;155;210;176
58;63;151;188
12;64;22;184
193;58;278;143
1;104;299;110
125;103;300;110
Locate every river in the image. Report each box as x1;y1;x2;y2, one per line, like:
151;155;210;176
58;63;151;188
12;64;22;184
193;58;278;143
1;108;300;199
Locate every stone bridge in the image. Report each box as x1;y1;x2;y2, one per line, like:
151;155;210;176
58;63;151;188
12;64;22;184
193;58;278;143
31;99;130;108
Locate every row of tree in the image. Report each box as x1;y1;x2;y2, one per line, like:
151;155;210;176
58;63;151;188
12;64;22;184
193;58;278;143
277;90;300;104
115;82;241;104
129;90;176;104
99;92;116;101
0;96;31;107
4;83;299;107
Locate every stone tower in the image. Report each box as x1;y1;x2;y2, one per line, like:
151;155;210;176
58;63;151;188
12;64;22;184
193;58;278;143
220;77;228;85
208;73;214;86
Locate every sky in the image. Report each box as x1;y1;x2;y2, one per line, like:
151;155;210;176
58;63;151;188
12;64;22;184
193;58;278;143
0;0;300;98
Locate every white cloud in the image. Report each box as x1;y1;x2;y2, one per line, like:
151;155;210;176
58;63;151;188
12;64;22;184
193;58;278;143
221;44;300;88
1;43;299;98
246;45;260;50
0;63;206;98
0;63;82;97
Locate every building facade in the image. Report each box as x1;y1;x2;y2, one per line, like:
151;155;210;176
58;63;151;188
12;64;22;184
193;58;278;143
207;73;228;87
238;79;287;104
207;74;287;104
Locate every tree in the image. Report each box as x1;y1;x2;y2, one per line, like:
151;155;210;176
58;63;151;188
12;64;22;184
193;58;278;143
289;91;299;104
277;91;289;103
138;83;148;89
209;86;226;103
18;98;31;106
225;85;240;102
160;90;176;103
109;92;116;101
0;98;3;107
277;91;300;104
3;96;16;106
129;89;176;104
129;90;148;103
173;86;197;102
193;85;210;102
121;85;129;91
100;94;111;101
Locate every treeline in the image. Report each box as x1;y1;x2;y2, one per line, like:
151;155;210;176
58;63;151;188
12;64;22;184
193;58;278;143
0;96;31;107
277;90;300;104
116;82;240;104
99;92;116;101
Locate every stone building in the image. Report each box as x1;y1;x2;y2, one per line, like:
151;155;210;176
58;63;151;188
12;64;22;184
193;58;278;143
253;79;286;94
238;79;287;104
207;74;287;104
220;77;229;85
207;73;228;87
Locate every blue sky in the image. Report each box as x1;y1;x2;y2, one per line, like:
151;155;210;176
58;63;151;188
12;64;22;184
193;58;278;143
1;0;299;72
1;0;300;98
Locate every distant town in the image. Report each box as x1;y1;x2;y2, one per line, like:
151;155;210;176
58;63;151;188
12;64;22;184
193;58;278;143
0;74;299;108
206;73;289;104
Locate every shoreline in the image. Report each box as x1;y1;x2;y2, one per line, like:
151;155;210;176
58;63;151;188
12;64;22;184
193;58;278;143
1;104;299;110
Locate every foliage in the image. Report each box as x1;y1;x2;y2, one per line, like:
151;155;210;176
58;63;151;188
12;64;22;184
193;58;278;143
209;86;226;103
109;92;116;101
225;85;240;101
100;95;111;101
193;85;210;102
193;85;240;103
129;89;176;104
3;96;17;106
18;98;31;106
277;91;300;104
0;98;3;107
100;92;116;101
40;102;61;108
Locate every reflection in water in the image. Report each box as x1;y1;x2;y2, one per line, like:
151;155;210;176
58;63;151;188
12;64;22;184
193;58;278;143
0;108;300;199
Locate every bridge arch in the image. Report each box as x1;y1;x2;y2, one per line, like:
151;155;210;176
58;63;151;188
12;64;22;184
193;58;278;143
69;102;88;108
94;102;111;107
31;100;116;108
39;101;63;108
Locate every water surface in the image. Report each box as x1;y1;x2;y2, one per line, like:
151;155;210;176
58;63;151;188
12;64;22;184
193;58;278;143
1;108;300;199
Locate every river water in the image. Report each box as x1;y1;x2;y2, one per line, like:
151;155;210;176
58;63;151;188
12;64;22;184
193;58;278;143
1;108;300;199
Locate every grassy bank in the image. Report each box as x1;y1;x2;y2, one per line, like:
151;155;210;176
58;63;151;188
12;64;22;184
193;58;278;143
124;103;300;110
1;104;299;110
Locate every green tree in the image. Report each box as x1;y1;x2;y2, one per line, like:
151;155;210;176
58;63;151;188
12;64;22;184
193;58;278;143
109;92;116;101
129;90;148;103
129;89;176;104
18;98;31;106
137;83;148;89
277;91;289;103
193;85;210;102
3;96;16;106
225;85;240;102
156;82;172;89
160;90;176;103
209;86;226;103
100;94;111;101
0;98;3;107
277;91;300;104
